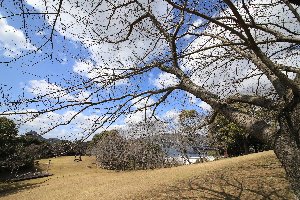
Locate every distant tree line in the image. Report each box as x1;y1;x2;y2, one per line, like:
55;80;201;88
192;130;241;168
0;117;87;174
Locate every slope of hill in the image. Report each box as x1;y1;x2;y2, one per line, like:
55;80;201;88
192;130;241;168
0;151;295;200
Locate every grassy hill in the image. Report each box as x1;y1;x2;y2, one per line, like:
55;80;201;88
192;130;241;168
0;151;295;200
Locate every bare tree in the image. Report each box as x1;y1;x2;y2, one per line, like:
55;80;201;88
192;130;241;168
92;127;166;170
0;0;300;198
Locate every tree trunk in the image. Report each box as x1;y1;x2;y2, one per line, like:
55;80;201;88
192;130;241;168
243;137;249;155
224;148;228;158
273;110;300;200
220;105;300;198
274;135;300;199
254;145;258;153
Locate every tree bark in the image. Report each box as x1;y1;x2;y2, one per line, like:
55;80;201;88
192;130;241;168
243;138;249;155
274;137;300;199
224;147;228;158
273;107;300;200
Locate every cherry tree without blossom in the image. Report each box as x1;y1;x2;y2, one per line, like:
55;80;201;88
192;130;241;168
0;0;300;198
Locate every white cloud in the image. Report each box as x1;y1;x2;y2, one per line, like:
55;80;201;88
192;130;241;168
184;18;204;39
36;30;45;36
26;79;90;101
124;97;156;123
26;0;170;86
24;0;172;127
153;72;180;89
186;92;198;104
27;79;73;100
73;60;130;86
5;109;103;140
26;0;170;42
163;109;180;123
131;96;155;109
125;110;149;124
73;60;94;77
123;95;162;124
198;101;212;112
0;14;36;57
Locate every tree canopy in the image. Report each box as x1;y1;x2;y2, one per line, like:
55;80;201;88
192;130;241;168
0;117;18;140
0;117;34;172
0;117;18;170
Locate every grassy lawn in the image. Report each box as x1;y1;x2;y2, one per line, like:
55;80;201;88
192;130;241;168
0;151;295;200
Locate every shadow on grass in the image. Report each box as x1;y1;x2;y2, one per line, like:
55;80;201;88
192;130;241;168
0;164;50;197
153;159;295;200
0;180;46;197
168;174;291;200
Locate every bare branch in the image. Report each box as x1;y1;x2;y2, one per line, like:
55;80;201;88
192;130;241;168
226;94;278;109
50;0;63;47
164;0;248;41
282;0;300;23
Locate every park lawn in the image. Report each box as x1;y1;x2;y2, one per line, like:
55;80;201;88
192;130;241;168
0;151;295;200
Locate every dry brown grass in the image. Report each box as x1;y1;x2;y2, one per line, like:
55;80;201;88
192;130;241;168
0;151;295;200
